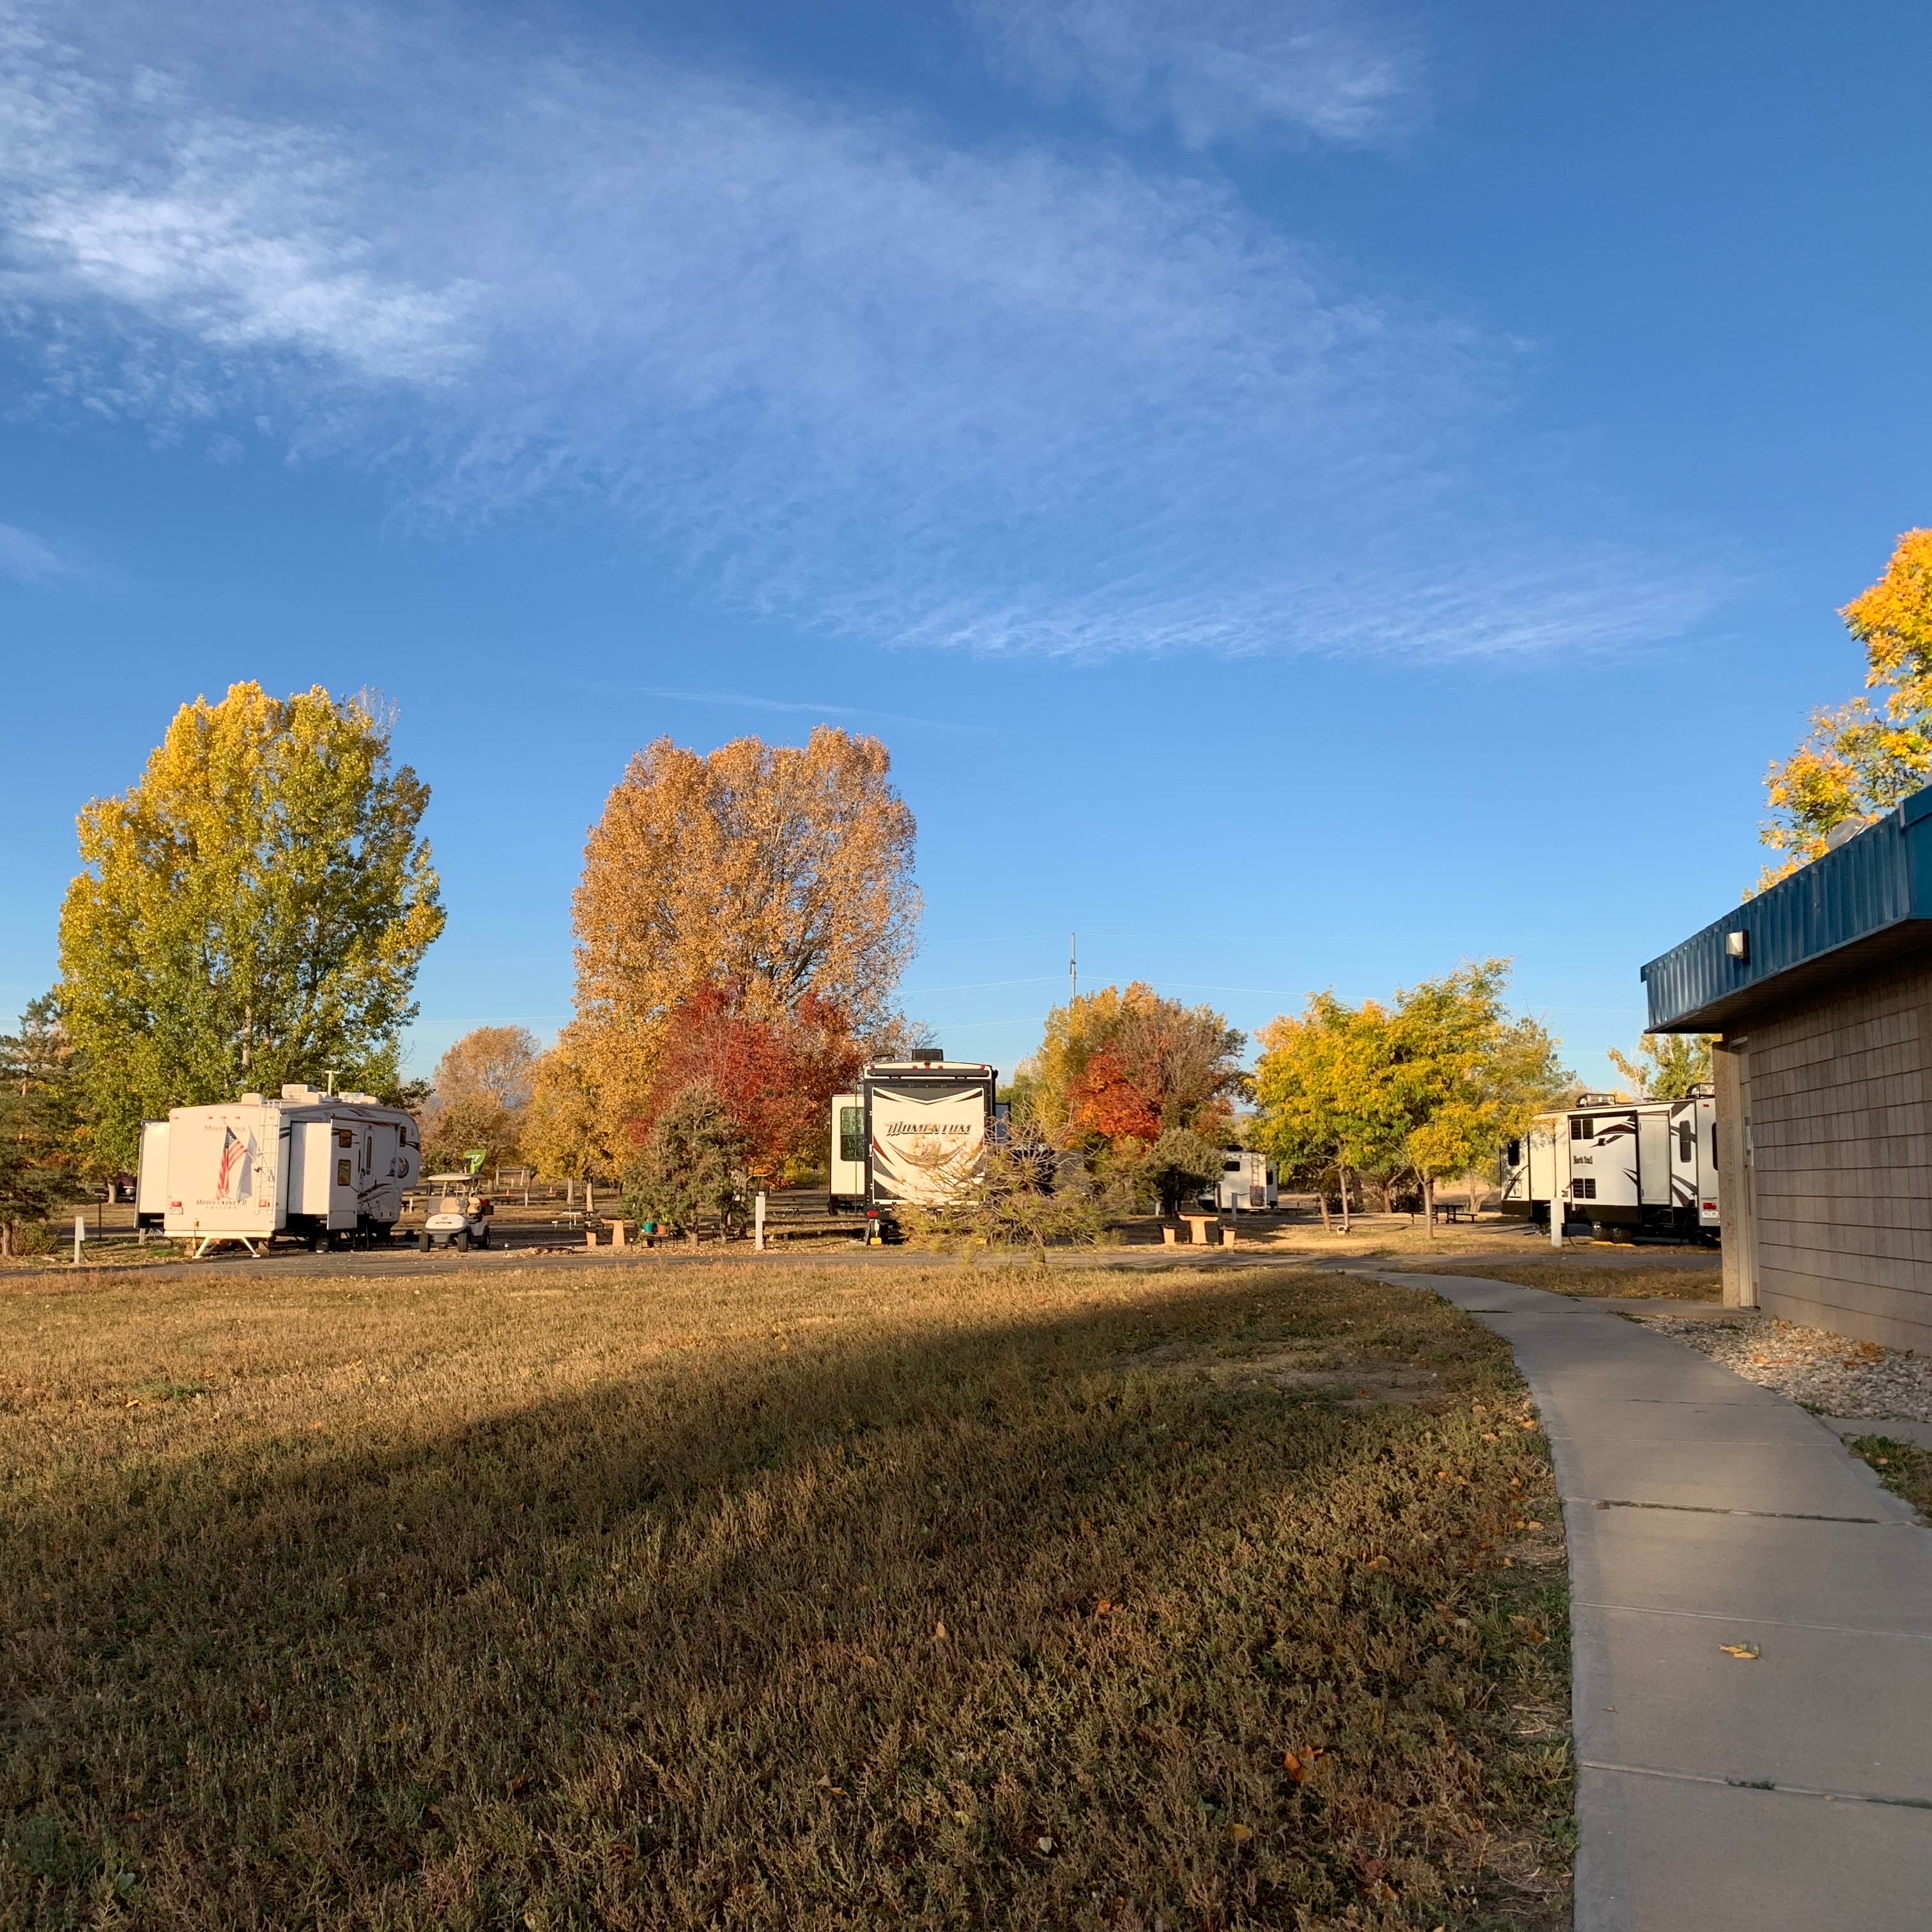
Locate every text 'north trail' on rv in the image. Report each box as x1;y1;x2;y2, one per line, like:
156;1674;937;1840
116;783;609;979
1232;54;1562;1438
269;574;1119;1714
1499;1088;1719;1242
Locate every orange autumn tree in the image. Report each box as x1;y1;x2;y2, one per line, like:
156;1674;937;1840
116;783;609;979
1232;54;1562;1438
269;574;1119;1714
1018;983;1245;1150
1760;528;1932;885
636;983;865;1184
1013;983;1246;1210
571;726;919;1164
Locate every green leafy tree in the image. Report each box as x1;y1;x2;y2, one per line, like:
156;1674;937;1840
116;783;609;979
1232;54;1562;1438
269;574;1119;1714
1136;1126;1226;1219
56;683;444;1168
1607;1032;1713;1100
0;996;88;1257
620;1085;748;1238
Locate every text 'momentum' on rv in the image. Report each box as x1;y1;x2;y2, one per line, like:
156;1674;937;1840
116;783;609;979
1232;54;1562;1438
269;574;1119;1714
829;1050;999;1222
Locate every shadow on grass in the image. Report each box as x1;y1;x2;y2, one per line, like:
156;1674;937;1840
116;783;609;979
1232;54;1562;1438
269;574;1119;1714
1;1268;1570;1931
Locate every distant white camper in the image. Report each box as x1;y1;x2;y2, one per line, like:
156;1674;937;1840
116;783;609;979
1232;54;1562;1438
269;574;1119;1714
829;1050;999;1225
135;1085;422;1256
1500;1087;1719;1241
1204;1149;1277;1211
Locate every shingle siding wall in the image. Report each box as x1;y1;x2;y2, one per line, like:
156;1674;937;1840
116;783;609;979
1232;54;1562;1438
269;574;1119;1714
1744;957;1932;1351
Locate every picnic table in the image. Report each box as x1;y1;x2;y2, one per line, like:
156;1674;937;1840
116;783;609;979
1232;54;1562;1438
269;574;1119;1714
1164;1214;1236;1249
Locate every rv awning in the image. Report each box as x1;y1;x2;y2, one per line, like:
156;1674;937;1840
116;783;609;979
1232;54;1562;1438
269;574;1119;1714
1642;785;1932;1032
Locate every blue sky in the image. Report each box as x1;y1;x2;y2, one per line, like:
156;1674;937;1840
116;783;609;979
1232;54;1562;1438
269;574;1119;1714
3;0;1928;1091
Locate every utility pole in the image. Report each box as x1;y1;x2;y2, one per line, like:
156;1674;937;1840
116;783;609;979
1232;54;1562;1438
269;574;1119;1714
1070;931;1078;1004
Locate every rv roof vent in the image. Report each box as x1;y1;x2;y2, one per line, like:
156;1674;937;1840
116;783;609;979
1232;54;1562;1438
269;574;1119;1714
910;1046;943;1064
280;1083;323;1102
339;1092;380;1106
239;1092;264;1105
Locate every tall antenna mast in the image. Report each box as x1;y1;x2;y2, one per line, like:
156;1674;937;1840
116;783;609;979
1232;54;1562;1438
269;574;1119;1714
1070;931;1078;1004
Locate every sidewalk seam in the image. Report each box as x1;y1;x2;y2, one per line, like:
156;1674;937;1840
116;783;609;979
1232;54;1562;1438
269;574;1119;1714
1580;1759;1932;1812
1575;1599;1932;1641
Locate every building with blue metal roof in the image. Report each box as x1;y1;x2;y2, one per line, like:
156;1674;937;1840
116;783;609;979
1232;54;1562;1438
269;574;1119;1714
1641;786;1932;1351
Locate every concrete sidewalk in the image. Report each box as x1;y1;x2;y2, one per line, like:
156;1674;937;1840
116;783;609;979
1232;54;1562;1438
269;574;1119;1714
1372;1270;1932;1932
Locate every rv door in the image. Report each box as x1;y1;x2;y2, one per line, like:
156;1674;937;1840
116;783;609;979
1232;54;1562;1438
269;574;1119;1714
829;1092;866;1204
136;1121;169;1227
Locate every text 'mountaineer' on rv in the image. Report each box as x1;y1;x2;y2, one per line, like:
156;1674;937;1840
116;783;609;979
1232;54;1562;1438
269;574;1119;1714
135;1084;422;1257
1499;1087;1719;1241
829;1049;998;1229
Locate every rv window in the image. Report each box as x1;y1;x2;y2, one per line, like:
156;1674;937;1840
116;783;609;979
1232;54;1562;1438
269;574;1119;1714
337;1129;353;1147
337;1160;351;1186
1223;1158;1241;1172
1570;1116;1593;1140
1711;1125;1719;1169
1505;1138;1522;1166
838;1105;865;1165
1575;1177;1597;1200
1678;1123;1694;1162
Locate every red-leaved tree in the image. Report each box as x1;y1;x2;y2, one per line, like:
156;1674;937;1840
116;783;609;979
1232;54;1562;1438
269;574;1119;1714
1062;997;1245;1148
632;983;865;1183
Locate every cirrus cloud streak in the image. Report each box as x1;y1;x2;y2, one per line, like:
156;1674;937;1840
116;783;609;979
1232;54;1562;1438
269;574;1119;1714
0;1;1731;661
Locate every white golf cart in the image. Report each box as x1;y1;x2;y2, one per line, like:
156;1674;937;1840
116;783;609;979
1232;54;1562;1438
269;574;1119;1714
418;1174;494;1252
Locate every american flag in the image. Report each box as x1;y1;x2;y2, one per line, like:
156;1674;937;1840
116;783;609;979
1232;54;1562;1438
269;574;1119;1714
217;1126;252;1202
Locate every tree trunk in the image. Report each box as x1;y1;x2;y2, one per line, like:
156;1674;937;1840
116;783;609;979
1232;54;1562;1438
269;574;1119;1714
1316;1182;1331;1234
1423;1174;1436;1238
1338;1154;1351;1234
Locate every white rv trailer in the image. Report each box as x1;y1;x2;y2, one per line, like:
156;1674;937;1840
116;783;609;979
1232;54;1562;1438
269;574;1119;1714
1499;1087;1719;1240
829;1050;998;1225
135;1084;422;1256
1203;1149;1278;1211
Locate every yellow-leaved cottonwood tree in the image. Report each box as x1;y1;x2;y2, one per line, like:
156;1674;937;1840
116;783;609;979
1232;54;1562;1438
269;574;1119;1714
1761;528;1932;884
1254;962;1569;1236
56;683;444;1168
569;728;919;1156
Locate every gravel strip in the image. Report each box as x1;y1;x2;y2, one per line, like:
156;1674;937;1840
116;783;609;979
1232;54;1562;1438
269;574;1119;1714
1636;1314;1932;1424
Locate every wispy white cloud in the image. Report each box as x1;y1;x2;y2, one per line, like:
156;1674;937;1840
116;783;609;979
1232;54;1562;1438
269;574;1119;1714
578;682;985;735
0;520;68;580
962;0;1423;149
0;1;1731;661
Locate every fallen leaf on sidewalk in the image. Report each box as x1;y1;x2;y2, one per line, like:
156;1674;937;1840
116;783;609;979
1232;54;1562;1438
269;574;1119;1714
1719;1643;1760;1660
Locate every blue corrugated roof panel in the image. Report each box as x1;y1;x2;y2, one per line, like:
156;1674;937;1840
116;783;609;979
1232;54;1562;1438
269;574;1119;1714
1641;786;1932;1031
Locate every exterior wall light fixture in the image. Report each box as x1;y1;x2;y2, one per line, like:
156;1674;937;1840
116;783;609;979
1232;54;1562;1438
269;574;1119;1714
1725;930;1750;961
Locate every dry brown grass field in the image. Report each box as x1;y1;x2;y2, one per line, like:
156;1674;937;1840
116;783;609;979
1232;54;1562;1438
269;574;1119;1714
1395;1261;1721;1303
1;1257;1571;1931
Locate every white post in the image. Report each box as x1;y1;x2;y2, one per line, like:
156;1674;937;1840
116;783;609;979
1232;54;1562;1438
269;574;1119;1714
586;1182;595;1218
755;1191;767;1252
73;1212;84;1265
1551;1173;1564;1249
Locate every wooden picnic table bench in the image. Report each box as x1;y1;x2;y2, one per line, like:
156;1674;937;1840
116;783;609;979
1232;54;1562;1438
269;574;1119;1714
1163;1214;1237;1249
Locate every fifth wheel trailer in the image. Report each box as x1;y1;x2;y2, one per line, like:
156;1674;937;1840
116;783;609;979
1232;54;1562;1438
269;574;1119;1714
1499;1087;1719;1240
829;1051;998;1223
135;1085;423;1255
